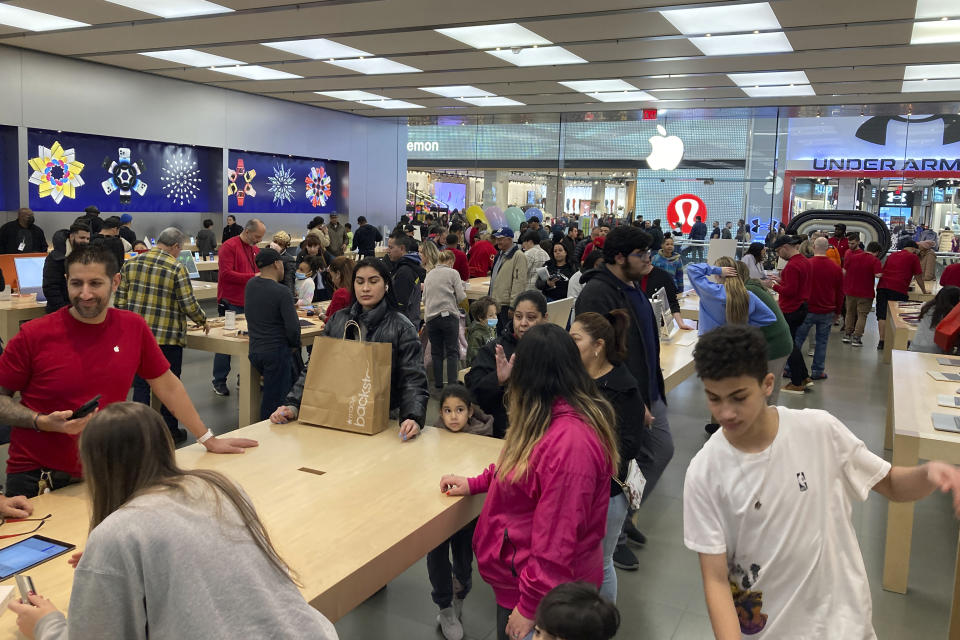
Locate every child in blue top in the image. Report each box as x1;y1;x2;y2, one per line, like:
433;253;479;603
687;256;776;335
652;236;685;293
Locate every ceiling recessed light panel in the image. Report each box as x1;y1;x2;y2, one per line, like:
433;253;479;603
261;38;371;60
325;58;421;74
915;0;960;19
728;71;810;86
358;100;425;109
689;32;793;56
420;86;494;98
559;79;637;92
435;23;551;49
904;63;960;80
487;46;587;67
314;90;385;101
140;49;244;67
590;91;657;102
742;84;815;97
458;96;525;106
211;66;302;80
0;5;88;31
104;0;232;18
903;78;960;92
911;19;960;44
660;2;781;35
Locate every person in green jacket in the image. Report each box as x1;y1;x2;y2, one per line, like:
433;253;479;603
734;260;793;403
466;296;498;366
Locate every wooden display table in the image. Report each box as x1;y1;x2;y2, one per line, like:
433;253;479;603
0;421;504;637
908;280;939;302
882;301;920;365
882;351;960;638
465;277;490;301
677;292;699;321
195;258;218;272
661;331;698;393
191;282;218;301
185;313;325;427
0;294;45;345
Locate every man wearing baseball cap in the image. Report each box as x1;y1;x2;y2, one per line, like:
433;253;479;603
244;248;301;421
118;213;137;246
488;227;528;333
772;235;812;394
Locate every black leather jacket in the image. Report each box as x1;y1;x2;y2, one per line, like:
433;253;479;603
464;330;518;439
284;299;428;427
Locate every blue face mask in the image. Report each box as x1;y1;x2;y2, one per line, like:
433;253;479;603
487;318;498;327
296;272;308;280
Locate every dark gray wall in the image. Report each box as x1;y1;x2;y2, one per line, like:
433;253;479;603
0;44;406;243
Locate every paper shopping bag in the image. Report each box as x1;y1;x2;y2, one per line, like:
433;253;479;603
935;304;960;353
298;321;393;435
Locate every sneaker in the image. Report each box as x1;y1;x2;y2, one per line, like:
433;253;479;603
852;336;863;347
811;372;828;380
877;340;885;351
704;423;721;435
437;607;464;640
782;383;806;394
623;518;647;546
841;333;852;344
613;544;639;571
452;596;464;620
803;378;815;388
212;381;230;396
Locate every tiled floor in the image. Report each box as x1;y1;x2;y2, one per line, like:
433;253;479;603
169;302;953;639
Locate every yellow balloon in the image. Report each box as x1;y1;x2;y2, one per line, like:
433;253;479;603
466;205;488;226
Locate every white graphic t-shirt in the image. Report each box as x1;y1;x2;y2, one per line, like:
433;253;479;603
683;407;891;639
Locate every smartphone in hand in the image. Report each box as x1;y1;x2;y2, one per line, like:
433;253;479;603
69;395;102;421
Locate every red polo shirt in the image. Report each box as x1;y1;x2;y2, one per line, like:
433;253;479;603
807;256;844;314
446;246;470;281
773;253;811;314
217;234;259;306
828;236;850;259
843;251;883;298
877;250;921;294
468;240;497;278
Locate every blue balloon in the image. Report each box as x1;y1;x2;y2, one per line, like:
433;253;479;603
524;207;543;221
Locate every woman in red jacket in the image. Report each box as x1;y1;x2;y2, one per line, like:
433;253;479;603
440;323;619;640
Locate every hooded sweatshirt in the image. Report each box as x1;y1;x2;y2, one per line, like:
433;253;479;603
390;253;427;326
432;405;494;436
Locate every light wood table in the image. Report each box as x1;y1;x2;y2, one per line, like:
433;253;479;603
0;421;504;637
908;280;939;302
882;351;960;638
661;331;698;393
882;301;920;365
195;258;218;272
185;314;325;427
465;277;490;301
677;292;700;321
0;294;45;344
191;282;218;301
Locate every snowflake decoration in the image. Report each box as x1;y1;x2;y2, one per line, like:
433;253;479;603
305;166;332;208
160;153;202;206
28;141;85;204
268;163;296;205
227;158;256;205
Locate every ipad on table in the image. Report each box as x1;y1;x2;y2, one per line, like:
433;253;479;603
0;535;75;581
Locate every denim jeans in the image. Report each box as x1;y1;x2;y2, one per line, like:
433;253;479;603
213;301;244;385
794;312;834;376
426;519;476;609
249;350;293;422
600;493;629;603
132;344;183;436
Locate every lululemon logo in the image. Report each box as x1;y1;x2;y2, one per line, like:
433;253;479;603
667;194;707;234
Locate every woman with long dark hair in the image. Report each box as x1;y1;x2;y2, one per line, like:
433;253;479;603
742;242;768;282
441;324;619;640
272;258;429;440
9;403;338;640
536;243;577;301
909;285;960;353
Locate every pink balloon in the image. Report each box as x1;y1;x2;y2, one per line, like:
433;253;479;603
484;206;506;229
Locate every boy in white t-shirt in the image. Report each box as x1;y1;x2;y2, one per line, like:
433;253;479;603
684;325;960;640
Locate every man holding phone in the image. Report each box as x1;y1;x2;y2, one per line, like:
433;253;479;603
0;245;258;498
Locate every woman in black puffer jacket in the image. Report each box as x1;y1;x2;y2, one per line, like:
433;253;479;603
272;258;429;438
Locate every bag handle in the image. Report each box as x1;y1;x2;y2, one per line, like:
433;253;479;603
342;319;364;341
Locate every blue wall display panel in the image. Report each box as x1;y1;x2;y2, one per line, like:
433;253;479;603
0;125;17;211
26;128;221;213
226;149;348;215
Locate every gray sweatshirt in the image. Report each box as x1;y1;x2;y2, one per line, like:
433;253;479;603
35;478;338;640
423;263;466;322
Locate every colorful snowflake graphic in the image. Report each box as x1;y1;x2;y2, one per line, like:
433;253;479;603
28;141;85;204
160;153;202;206
102;147;147;204
305;166;332;208
268;163;296;205
227;159;256;206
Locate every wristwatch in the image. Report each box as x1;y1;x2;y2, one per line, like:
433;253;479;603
197;429;215;445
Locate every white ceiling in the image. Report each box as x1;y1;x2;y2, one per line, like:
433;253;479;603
1;0;959;117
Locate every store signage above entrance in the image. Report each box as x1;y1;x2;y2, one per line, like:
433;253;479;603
667;194;706;234
407;141;439;152
786;115;960;172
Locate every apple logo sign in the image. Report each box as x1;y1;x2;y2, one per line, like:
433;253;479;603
646;125;684;171
763;170;783;195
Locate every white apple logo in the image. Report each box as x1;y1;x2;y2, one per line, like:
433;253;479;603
646;125;684;171
763;170;783;195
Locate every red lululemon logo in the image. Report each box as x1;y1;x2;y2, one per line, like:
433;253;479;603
667;194;707;234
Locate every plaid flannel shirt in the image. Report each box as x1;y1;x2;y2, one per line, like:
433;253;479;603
115;248;206;346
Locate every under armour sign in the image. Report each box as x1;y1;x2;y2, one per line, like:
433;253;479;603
667;194;707;234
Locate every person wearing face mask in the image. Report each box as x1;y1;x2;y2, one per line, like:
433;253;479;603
466;297;499;366
465;291;549;439
0;208;47;255
270;258;429;442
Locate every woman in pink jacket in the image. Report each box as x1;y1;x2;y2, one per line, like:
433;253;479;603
440;323;619;640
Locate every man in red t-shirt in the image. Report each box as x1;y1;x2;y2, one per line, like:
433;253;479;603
467;231;497;278
444;233;470;281
827;223;850;260
772;235;812;394
941;262;960;288
794;238;843;379
876;240;927;351
213;218;264;396
0;245;257;498
842;241;883;347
